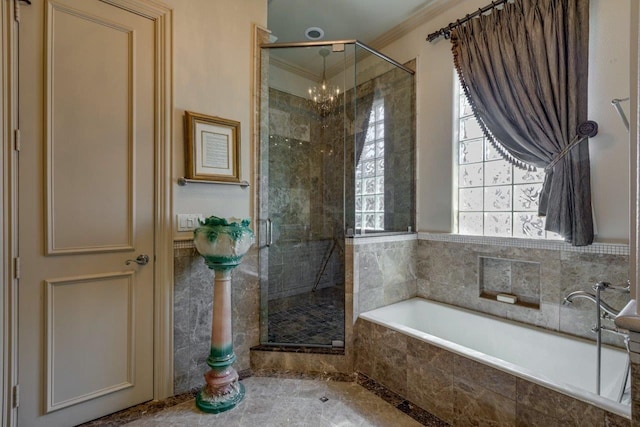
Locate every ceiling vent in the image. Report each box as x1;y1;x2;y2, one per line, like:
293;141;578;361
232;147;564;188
305;27;324;40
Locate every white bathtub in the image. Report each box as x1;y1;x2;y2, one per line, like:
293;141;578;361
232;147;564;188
359;297;631;418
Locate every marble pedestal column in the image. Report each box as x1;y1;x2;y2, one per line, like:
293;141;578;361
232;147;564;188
192;216;253;414
195;266;245;413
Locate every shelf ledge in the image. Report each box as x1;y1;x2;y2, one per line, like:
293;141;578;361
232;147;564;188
177;177;250;188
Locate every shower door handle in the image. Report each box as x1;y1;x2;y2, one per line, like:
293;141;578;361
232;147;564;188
266;218;273;247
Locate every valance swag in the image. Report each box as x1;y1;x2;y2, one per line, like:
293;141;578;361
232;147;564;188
451;0;593;246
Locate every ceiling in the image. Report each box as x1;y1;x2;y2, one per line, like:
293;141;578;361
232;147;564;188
267;0;437;45
266;0;440;78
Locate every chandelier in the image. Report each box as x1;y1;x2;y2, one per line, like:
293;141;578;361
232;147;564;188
308;48;340;118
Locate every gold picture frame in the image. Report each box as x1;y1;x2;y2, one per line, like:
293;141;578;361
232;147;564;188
184;111;240;182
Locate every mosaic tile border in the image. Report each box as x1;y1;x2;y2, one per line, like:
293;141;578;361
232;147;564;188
172;234;420;249
418;232;629;255
176;233;628;255
356;373;449;426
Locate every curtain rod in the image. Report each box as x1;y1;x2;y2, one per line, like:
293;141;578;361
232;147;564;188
426;0;510;42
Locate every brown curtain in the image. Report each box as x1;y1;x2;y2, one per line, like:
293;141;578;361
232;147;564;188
451;0;593;246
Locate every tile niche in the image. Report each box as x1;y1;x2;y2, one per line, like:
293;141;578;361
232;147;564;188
479;256;541;309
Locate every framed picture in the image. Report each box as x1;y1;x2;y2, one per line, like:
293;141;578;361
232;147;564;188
184;111;240;182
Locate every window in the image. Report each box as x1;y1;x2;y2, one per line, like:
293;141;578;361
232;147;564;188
355;101;385;231
455;79;559;239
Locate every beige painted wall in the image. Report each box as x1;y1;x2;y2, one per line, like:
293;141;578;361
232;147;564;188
169;0;630;242
168;0;267;240
380;0;631;243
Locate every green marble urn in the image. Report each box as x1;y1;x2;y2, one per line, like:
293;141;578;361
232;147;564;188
193;216;254;270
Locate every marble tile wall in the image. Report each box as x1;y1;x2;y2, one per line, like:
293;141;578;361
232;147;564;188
352;237;417;316
417;239;630;346
173;245;259;394
355;318;631;426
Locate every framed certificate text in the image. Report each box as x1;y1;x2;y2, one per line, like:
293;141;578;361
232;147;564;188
184;111;240;182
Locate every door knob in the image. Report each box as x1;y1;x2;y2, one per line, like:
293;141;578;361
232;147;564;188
125;254;150;266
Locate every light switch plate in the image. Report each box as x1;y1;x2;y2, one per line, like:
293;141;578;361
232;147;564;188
177;214;204;232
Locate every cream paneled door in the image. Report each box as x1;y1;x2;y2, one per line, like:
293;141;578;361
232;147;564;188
18;1;155;426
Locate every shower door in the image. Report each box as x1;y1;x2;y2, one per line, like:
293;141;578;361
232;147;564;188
258;43;351;347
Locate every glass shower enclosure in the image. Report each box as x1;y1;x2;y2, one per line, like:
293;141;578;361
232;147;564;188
258;40;415;348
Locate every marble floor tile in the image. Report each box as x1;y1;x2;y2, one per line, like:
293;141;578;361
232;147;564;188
107;377;428;427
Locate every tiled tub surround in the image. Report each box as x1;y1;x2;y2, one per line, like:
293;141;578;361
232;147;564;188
417;235;630;347
356;298;630;426
350;234;418;317
173;243;260;394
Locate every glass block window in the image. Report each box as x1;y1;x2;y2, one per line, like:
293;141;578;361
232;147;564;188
455;78;559;239
355;101;385;231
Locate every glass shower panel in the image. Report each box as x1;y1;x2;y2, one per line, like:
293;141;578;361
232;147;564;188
259;44;353;346
259;41;415;349
347;44;416;235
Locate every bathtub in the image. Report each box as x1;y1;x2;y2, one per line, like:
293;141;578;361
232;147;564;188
359;297;630;419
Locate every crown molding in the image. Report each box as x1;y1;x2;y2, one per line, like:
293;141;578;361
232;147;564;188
270;56;319;81
369;0;465;50
268;0;463;82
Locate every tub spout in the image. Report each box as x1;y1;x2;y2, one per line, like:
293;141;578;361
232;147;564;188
562;291;621;318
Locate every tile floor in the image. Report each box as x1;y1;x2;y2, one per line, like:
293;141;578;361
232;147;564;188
84;376;447;427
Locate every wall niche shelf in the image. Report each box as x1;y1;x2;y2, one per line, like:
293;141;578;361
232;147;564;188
479;292;540;310
478;256;541;310
177;177;250;188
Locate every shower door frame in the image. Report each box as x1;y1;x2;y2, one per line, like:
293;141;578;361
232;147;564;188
257;40;352;348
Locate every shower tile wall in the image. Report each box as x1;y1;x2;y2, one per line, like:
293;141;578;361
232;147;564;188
173;244;259;394
268;238;342;300
267;88;344;300
417;238;630;346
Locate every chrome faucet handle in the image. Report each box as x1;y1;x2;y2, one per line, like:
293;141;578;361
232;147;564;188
593;281;630;293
